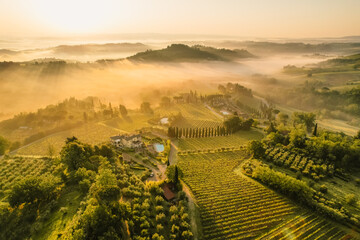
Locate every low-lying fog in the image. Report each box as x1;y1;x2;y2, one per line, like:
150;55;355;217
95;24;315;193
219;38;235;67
0;53;327;120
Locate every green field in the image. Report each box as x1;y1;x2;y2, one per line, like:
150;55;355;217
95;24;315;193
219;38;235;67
101;112;152;132
178;129;264;151
32;188;84;240
156;103;223;122
15;122;123;156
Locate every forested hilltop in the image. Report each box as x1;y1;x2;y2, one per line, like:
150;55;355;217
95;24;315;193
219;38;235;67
127;44;254;62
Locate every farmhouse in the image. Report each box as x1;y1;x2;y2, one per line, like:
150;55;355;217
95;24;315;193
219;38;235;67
110;134;142;149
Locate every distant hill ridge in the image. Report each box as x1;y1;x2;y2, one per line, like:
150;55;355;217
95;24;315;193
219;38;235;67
127;44;255;62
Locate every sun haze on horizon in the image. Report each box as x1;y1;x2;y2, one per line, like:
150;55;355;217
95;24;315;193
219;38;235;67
0;0;359;39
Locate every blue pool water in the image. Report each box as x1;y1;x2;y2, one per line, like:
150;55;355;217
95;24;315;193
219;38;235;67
154;143;164;152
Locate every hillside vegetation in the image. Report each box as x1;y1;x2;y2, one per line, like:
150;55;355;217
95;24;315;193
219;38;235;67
128;44;254;62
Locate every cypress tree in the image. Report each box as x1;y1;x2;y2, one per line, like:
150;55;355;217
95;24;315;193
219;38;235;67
175;127;178;138
167;127;173;137
174;165;179;184
312;123;318;136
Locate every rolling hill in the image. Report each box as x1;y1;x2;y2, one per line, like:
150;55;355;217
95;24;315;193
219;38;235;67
127;44;254;62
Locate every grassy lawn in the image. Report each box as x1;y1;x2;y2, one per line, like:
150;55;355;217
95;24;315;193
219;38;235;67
32;187;85;240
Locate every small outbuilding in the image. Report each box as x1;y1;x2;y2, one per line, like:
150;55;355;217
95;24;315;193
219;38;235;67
161;183;176;201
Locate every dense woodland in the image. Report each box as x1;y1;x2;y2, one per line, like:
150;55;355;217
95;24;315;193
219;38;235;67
0;138;193;240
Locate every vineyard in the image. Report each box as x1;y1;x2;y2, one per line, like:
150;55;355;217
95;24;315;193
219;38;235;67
256;212;354;240
0;156;54;200
264;146;335;181
177;150;298;239
178;130;263;151
15;122;123;156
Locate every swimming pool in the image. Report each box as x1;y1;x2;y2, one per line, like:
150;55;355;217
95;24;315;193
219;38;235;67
153;143;164;152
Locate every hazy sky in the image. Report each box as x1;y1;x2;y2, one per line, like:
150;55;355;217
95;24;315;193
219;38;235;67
0;0;359;39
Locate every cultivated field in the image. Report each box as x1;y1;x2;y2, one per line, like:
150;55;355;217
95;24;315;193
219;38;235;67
256;212;354;240
177;150;297;239
15;122;123;156
177;150;356;239
178;129;263;151
156;103;223;122
0;156;54;200
101;112;152;132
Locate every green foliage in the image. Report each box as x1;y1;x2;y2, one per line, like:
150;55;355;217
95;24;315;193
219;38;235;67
60;139;94;171
224;116;254;133
292;112;316;132
319;184;328;194
218;83;253;97
355;130;360;140
265;131;287;145
0;135;9;155
166;165;182;184
90;165;120;204
67;201;129;240
140;102;154;114
252;165;313;202
8;174;61;207
266;122;277;134
119;104;128;118
247;140;265;158
289;128;306;148
312;123;318;136
345;194;357;206
128;44;223;62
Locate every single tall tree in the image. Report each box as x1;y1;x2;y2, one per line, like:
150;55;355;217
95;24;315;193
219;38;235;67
312;123;318;136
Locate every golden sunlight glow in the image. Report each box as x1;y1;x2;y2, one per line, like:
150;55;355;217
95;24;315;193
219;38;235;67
31;0;118;34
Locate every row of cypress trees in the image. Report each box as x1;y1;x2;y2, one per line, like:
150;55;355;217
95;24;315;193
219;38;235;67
168;126;230;138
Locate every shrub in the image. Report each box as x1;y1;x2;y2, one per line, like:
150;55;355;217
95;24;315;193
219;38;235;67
319;185;328;194
345;194;357;206
308;180;315;188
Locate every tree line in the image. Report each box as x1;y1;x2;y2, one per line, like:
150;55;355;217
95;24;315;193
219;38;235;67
168;126;229;138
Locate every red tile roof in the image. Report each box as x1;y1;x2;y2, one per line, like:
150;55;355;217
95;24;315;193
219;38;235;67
162;184;176;200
